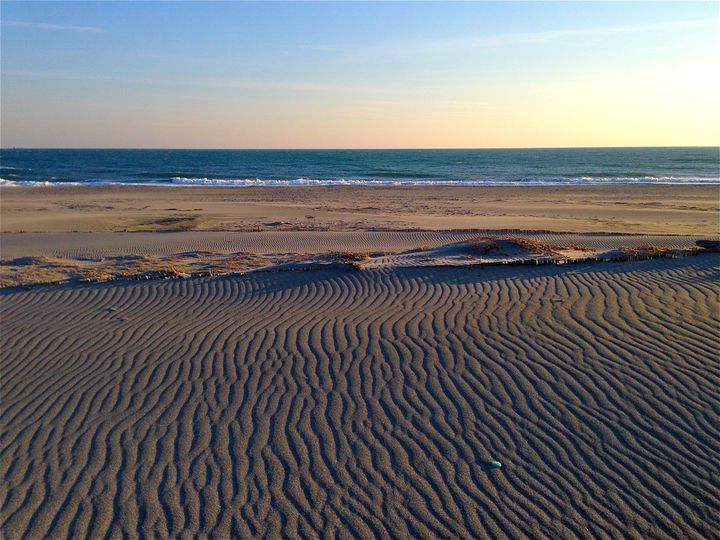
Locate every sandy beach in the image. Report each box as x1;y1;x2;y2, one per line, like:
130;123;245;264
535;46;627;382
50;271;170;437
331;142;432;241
1;184;717;234
3;0;719;536
1;185;719;538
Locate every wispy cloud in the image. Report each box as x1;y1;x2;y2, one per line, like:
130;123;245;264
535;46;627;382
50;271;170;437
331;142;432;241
3;20;104;33
308;18;714;57
1;70;119;81
443;100;509;111
0;70;391;94
467;18;714;47
196;79;343;92
190;78;400;95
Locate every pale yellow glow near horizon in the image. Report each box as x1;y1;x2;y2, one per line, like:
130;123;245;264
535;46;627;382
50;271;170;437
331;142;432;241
3;53;718;149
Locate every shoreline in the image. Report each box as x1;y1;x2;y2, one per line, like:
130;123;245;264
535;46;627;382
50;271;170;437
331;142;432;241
3;180;718;187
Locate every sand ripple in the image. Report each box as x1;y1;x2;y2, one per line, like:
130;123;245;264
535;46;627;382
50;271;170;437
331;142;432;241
1;256;718;538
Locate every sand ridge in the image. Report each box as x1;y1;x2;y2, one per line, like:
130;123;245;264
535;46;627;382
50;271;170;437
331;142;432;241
0;231;712;261
1;232;715;288
1;255;718;538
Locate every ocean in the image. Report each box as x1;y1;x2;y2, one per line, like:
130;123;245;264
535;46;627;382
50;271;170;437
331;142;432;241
0;147;718;187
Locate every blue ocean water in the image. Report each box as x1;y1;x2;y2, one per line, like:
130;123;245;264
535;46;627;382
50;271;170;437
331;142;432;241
0;147;718;186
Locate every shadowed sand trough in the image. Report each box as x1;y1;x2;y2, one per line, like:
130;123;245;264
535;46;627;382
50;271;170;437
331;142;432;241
1;255;718;538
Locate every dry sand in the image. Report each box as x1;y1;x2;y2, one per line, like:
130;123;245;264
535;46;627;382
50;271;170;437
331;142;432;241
1;185;719;538
1;184;718;234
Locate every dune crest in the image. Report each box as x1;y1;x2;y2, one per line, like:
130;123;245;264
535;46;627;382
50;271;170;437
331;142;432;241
2;232;716;288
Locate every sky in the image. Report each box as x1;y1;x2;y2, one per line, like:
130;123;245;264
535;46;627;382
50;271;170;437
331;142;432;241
1;1;718;149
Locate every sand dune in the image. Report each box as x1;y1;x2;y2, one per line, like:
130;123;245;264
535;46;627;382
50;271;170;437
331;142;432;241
1;255;718;538
2;232;714;288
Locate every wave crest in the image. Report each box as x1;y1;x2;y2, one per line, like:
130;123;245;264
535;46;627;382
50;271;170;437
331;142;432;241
1;176;718;187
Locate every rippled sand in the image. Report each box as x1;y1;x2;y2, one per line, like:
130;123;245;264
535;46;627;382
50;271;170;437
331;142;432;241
1;255;718;538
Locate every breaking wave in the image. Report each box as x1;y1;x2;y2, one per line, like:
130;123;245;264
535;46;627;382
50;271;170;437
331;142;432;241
1;176;718;187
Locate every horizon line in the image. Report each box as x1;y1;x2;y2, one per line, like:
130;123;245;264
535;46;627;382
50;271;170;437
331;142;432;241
2;145;718;151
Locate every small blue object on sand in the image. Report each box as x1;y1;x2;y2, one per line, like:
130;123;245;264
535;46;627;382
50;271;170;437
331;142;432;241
489;461;502;469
